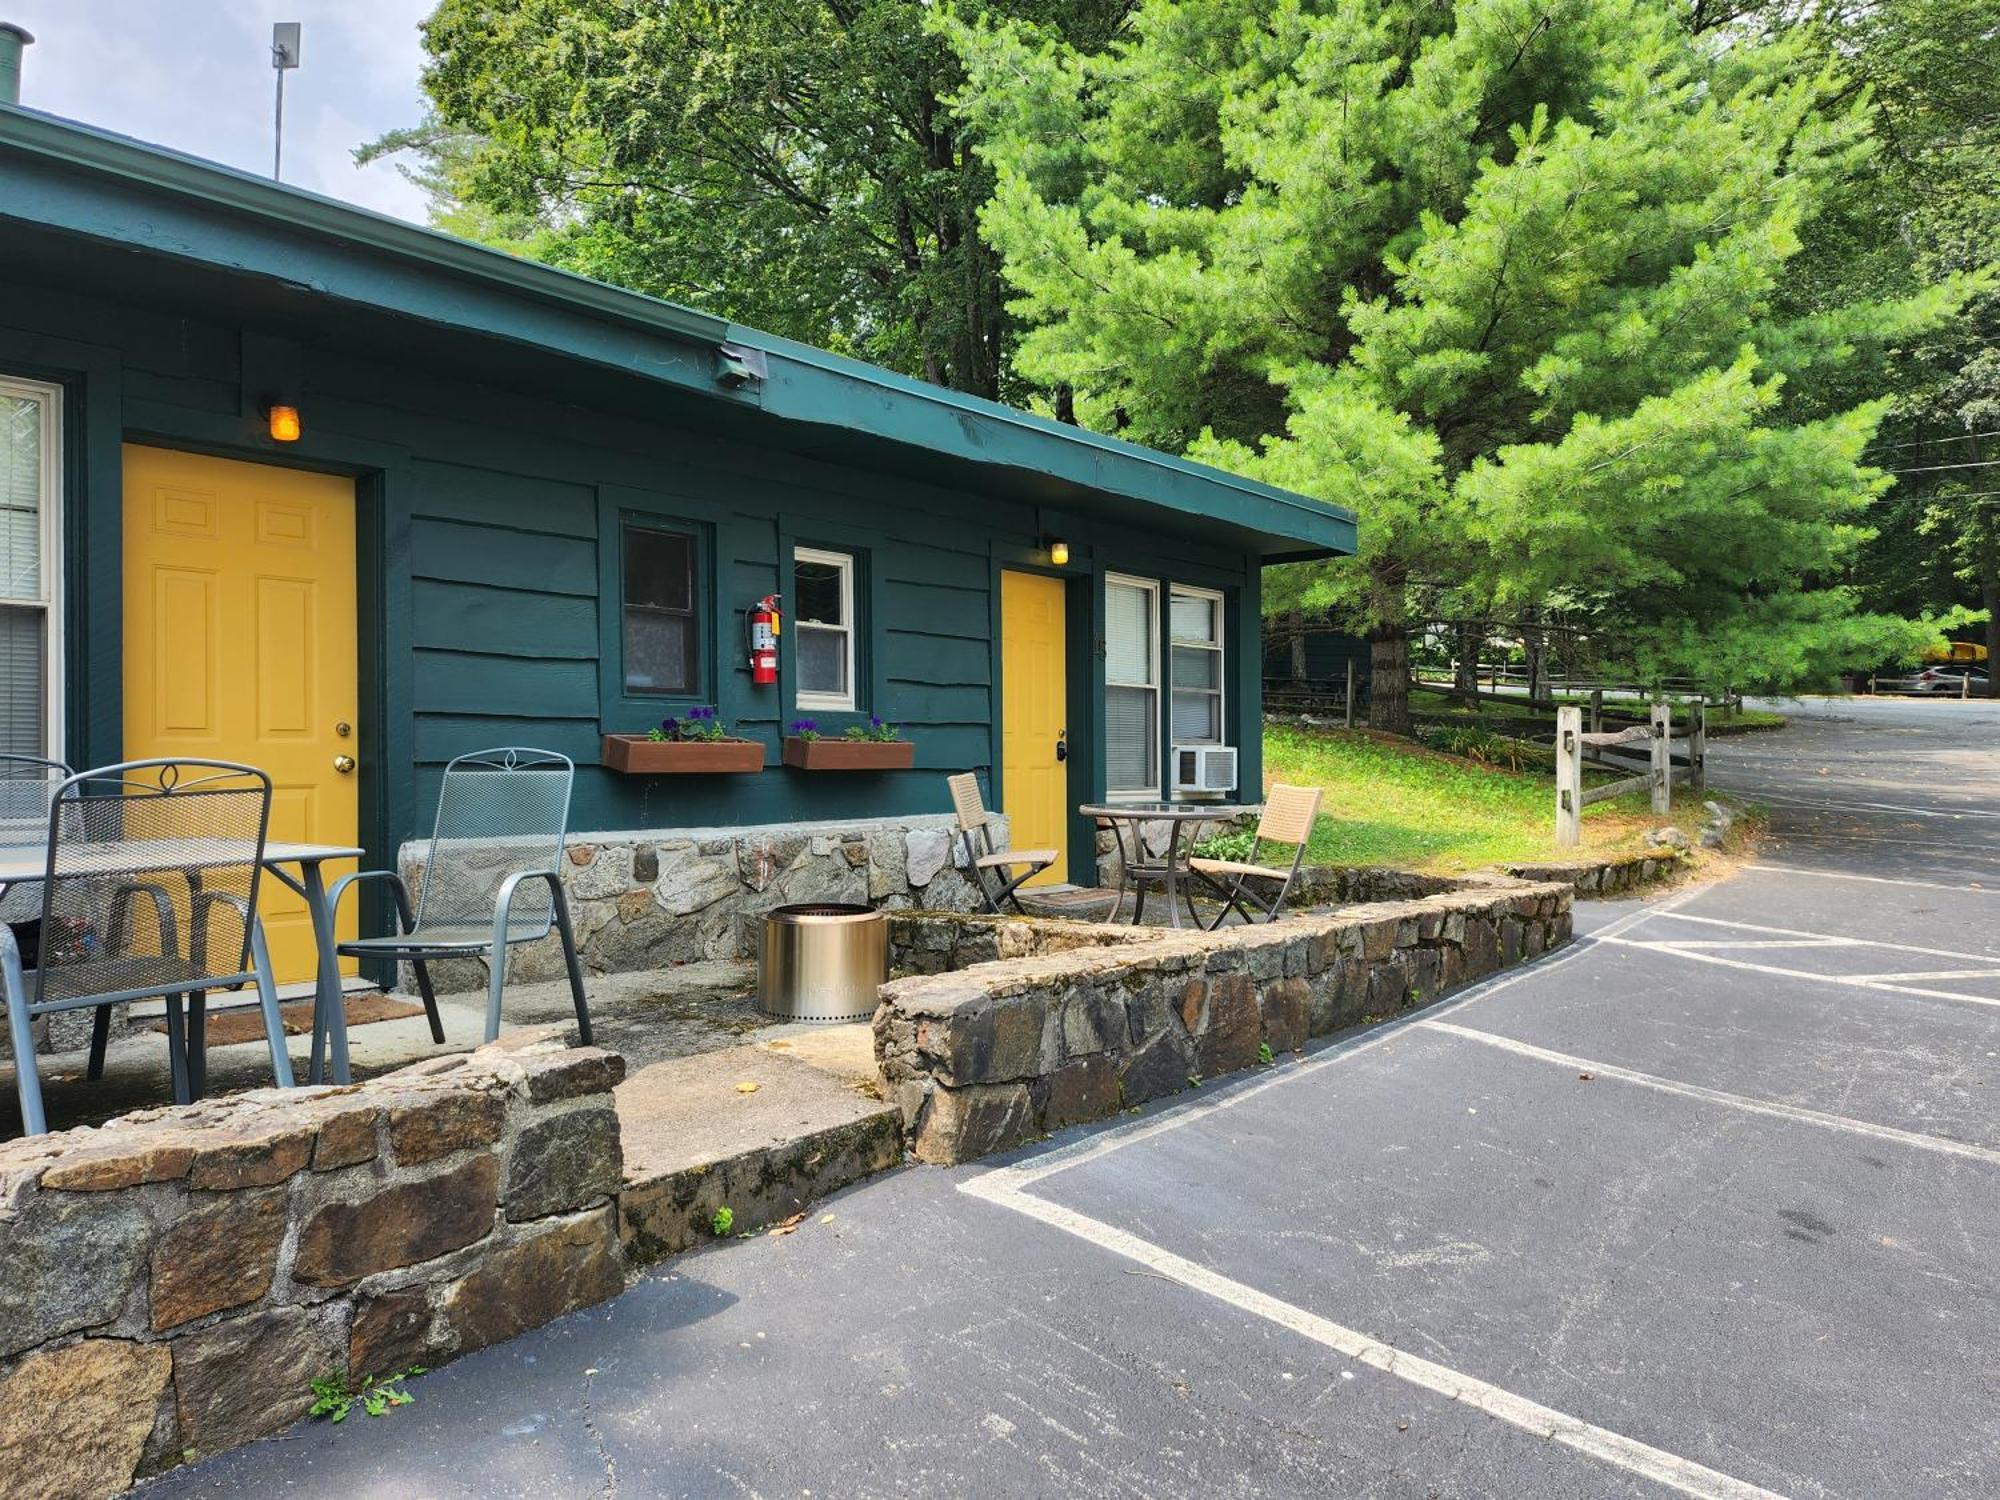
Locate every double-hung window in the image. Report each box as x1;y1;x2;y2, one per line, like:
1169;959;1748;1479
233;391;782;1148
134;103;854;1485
1169;586;1225;744
0;377;60;759
621;521;699;696
793;546;856;710
1104;575;1159;796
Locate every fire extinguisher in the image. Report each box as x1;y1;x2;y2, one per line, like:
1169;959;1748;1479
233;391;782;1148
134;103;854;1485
749;594;781;686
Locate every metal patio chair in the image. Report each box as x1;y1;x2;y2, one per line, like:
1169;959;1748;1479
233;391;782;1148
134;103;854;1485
331;747;590;1049
947;772;1058;913
1185;783;1324;930
0;759;294;1136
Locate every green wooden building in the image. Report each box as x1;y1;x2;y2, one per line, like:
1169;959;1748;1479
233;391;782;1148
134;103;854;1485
0;101;1352;976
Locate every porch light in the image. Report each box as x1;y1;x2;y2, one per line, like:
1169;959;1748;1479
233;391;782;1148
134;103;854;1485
1048;538;1070;567
266;403;301;442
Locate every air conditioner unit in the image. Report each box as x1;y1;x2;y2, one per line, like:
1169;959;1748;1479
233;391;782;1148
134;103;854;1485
1172;744;1238;798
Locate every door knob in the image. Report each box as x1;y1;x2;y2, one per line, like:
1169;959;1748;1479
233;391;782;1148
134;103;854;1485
1055;730;1069;763
333;755;356;774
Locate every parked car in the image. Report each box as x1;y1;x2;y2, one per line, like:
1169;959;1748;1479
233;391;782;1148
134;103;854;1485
1903;665;1990;694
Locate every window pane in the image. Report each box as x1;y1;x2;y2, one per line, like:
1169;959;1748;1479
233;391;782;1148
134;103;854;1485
1170;592;1217;645
622;525;692;612
1171;644;1220;691
1;392;42;600
0;604;43;756
798;624;848;697
1172;690;1221;743
794;556;845;626
1106;582;1154;685
1105;685;1156;792
623;609;695;695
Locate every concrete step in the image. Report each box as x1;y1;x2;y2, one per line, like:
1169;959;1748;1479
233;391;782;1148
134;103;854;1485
615;1028;901;1265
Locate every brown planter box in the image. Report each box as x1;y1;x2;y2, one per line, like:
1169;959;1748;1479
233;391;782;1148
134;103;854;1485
601;735;766;774
782;737;916;772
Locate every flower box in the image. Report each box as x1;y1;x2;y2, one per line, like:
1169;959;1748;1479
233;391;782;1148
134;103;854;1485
781;737;916;772
601;735;766;775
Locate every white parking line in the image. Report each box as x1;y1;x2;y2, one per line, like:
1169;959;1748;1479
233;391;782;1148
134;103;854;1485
1650;938;1867;951
1629;911;2000;967
1418;1020;2000;1167
1749;864;1997;894
1598;936;2000;1010
961;1176;1786;1500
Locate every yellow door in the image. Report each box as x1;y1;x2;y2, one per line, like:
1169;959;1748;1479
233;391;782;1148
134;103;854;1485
122;445;359;983
1001;569;1068;886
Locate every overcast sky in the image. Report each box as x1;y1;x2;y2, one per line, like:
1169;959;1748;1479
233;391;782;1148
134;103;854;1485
7;1;435;222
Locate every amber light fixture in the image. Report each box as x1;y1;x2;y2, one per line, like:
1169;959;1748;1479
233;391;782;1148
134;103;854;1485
1048;538;1070;566
266;404;302;442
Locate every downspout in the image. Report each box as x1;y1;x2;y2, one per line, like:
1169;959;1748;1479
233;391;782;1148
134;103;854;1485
0;24;30;106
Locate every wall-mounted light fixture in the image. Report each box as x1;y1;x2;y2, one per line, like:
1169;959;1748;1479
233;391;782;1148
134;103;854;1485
1048;538;1070;567
266;403;301;443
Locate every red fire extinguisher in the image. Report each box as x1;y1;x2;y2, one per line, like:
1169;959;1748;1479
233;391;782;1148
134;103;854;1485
749;594;781;686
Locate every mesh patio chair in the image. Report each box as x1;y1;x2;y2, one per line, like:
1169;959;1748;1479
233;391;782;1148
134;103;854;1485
947;772;1057;913
0;759;294;1136
1185;783;1324;930
332;747;590;1049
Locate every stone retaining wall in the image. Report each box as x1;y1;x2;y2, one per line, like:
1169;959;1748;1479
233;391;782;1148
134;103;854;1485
400;814;996;990
874;879;1572;1165
1502;849;1684;896
0;1031;627;1500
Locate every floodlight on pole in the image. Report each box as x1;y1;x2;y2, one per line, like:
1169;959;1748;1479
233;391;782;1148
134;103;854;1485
271;22;300;181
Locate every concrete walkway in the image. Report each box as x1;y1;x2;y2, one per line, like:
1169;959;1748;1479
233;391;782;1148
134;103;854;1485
142;698;2000;1499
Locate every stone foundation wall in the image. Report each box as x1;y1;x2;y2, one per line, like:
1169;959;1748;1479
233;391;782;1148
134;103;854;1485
1502;849;1683;896
0;1030;627;1500
399;814;999;991
874;880;1573;1165
887;910;1155;976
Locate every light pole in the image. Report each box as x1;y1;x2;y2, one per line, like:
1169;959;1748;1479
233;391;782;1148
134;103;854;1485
272;22;300;180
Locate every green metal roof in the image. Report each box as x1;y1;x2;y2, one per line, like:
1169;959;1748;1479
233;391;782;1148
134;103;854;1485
0;105;1355;560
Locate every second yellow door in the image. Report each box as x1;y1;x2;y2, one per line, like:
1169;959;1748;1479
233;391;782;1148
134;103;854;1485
121;445;359;984
1001;570;1068;886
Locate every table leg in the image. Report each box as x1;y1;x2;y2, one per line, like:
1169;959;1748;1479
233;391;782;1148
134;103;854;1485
300;860;351;1085
1164;820;1188;929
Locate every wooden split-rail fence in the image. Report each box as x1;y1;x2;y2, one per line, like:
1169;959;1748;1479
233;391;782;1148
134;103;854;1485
1554;701;1706;847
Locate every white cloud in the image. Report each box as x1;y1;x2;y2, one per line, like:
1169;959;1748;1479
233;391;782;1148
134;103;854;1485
6;0;435;223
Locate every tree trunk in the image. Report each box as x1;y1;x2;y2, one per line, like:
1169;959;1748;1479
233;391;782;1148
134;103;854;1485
1368;628;1411;735
1454;619;1481;698
1982;530;1999;698
1523;607;1550;709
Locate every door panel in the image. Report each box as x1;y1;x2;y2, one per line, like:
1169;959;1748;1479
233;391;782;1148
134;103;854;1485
122;445;358;984
1001;570;1068;887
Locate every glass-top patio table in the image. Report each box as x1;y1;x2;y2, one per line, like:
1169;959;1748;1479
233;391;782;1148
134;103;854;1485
1079;801;1249;928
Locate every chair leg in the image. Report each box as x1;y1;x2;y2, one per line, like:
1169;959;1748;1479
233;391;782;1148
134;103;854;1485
2;932;46;1136
186;992;208;1100
483;945;508;1046
549;881;593;1047
163;994;191;1106
387;879;445;1044
249;920;295;1089
86;1003;112;1080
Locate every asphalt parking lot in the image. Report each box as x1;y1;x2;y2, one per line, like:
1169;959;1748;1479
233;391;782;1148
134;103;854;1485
149;696;1999;1499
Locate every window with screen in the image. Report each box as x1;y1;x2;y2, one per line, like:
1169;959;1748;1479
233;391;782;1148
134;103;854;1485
794;546;856;710
1105;575;1159;795
1170;586;1225;744
621;522;699;696
0;378;58;759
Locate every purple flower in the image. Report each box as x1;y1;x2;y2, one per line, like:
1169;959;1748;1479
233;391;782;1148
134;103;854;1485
660;717;679;737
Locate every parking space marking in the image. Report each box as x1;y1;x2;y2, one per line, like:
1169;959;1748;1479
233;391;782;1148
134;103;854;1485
1750;863;1998;894
1598;937;2000;1010
961;1176;1787;1500
1417;1020;2000;1167
1621;911;2000;968
1650;938;1867;950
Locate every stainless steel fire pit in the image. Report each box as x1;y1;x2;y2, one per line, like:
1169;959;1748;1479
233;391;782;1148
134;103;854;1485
757;903;886;1021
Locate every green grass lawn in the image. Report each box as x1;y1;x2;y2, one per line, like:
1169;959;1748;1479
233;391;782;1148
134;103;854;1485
1261;722;1720;872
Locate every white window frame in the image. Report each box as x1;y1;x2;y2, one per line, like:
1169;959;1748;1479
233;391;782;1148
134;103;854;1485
0;374;62;764
1169;584;1226;747
1104;573;1160;800
793;545;857;712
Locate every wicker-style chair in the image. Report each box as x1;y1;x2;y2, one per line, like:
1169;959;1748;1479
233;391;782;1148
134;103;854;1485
0;759;294;1135
331;747;590;1050
1186;783;1324;929
947;772;1058;913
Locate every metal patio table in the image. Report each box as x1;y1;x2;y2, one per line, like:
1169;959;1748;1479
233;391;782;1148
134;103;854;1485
0;839;363;1092
1080;801;1248;928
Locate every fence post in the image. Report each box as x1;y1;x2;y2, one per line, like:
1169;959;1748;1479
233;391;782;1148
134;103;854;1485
1650;702;1672;815
1690;701;1707;797
1589;688;1603;736
1344;658;1356;729
1555;706;1582;848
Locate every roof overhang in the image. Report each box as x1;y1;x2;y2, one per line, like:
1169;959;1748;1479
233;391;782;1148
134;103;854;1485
0;106;1355;562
